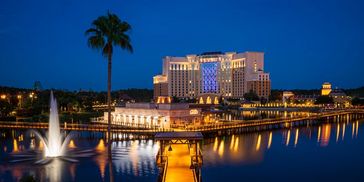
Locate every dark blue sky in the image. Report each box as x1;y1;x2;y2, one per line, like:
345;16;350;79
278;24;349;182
1;0;363;91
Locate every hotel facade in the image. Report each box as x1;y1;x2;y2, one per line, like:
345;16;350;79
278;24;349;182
154;51;271;104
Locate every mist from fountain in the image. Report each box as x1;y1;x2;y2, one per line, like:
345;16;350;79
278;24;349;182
10;91;97;165
32;91;73;158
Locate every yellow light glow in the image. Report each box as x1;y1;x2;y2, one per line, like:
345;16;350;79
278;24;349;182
189;109;199;115
96;139;106;152
68;139;76;149
320;124;331;147
256;134;261;151
267;132;272;149
342;123;345;140
214;97;219;105
13;139;19;152
165;144;195;182
230;135;235;150
199;97;204;104
218;139;224;157
213;137;218;152
39;140;44;150
0;94;6;99
336;124;340;142
206;96;212;104
294;129;299;147
317;126;321;143
233;137;239;152
286;130;290;146
356;121;359;138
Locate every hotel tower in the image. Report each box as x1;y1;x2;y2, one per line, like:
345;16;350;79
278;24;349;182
153;51;271;104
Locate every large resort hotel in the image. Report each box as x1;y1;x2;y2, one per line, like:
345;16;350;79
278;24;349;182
154;51;271;103
104;51;271;128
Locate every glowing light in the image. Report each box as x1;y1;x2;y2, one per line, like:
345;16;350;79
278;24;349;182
336;124;340;142
96;139;106;152
256;134;261;151
199;97;204;104
206;96;212;104
68;139;76;149
352;123;355;138
201;62;218;93
233;137;239;152
294;129;299;147
317;126;321;143
39;140;44;150
230;135;235;150
218;139;224;157
189;109;199;115
213;137;218;152
267;132;272;149
214;97;219;105
286;130;291;146
0;94;6;99
356;121;359;138
342;123;346;140
13;139;19;152
320;124;331;147
30;139;35;150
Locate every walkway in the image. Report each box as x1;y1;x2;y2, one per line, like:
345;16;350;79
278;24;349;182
165;144;194;182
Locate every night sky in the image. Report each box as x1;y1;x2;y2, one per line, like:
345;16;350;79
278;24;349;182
0;0;363;91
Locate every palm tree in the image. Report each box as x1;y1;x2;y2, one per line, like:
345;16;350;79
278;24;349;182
85;12;133;158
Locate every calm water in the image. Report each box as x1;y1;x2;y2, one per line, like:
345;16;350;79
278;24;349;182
1;114;363;182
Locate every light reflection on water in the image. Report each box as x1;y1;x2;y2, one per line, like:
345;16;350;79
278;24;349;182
202;119;362;167
0;115;363;182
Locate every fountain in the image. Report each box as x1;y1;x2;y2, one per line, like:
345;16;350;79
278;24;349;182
9;91;95;165
32;91;73;159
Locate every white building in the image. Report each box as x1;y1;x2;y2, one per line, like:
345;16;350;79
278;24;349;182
153;51;271;103
103;103;202;129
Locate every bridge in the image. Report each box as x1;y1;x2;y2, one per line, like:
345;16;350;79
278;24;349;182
155;132;203;182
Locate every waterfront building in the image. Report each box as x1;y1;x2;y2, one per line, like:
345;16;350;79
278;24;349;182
153;51;271;103
321;82;332;96
103;103;202;128
329;89;351;108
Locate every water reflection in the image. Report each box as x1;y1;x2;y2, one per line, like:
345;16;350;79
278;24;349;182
0;115;363;182
203;119;364;167
267;132;272;149
111;139;159;179
294;129;299;147
12;139;19;153
95;139;107;180
320;124;331;147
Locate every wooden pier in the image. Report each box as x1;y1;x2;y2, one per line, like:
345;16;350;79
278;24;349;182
155;132;203;182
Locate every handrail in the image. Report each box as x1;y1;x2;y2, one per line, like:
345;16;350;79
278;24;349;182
192;167;198;182
162;156;168;182
1;109;363;133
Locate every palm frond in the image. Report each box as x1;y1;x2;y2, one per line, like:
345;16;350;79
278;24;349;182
85;11;133;58
87;35;105;50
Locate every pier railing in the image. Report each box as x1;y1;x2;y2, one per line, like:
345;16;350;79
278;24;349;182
1;109;363;134
156;155;168;182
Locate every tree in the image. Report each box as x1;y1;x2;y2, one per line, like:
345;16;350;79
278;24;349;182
85;11;133;160
352;97;364;106
0;100;14;117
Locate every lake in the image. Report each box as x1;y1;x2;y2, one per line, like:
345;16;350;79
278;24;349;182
0;113;363;182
